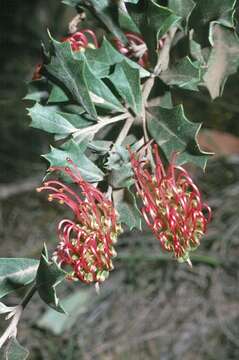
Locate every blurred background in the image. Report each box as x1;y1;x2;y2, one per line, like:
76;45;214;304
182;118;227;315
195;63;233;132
0;1;239;359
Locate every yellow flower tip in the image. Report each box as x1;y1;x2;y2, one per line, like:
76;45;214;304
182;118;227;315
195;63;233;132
36;187;42;193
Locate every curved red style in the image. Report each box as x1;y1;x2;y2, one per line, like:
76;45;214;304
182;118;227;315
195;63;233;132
114;32;149;68
37;159;121;284
129;144;212;263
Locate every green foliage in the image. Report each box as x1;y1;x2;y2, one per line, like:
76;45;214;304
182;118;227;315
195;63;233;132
25;0;239;233
0;259;39;298
36;245;66;313
109;61;142;115
43;139;104;182
148;105;210;169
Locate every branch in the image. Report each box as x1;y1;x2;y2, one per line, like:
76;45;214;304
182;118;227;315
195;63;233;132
73;112;130;143
0;284;37;349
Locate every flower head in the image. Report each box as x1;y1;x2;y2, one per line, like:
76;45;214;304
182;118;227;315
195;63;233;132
37;159;122;284
129;144;212;263
114;32;149;68
62;29;99;52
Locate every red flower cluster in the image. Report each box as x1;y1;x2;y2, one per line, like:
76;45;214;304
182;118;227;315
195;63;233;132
129;144;212;263
37;159;121;284
32;29;98;80
61;29;99;52
114;32;149;68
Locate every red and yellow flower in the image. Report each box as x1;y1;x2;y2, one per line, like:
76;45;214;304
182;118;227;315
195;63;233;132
37;159;121;284
129;144;211;263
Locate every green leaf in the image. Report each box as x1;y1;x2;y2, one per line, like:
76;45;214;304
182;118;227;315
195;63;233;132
83;61;124;111
48;84;69;103
28;103;77;135
63;0;127;43
160;57;201;91
168;0;195;21
43;139;104;183
4;338;29;360
127;0;181;64
29;103;94;137
109;60;142;115
0;259;39;298
79;0;128;44
46;39;97;119
203;24;239;99
36;289;93;335
85;38;149;78
148;105;210;169
189;0;236;36
115;189;142;230
36;245;66;313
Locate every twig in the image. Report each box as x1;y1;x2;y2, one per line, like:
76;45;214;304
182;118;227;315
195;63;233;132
114;117;135;147
154;26;178;76
73;112;130;142
0;284;37;349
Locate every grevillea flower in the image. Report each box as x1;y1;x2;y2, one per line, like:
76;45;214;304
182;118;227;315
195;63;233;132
113;32;149;67
129;144;212;264
37;159;122;284
114;32;166;68
32;29;98;80
61;29;99;52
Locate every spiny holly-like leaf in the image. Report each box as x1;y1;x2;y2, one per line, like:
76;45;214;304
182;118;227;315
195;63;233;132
148;105;210;169
189;0;236;37
85;38;149;78
43;139;104;183
36;289;93;335
109;60;142;115
204;24;239;99
127;0;181;64
0;259;39;298
46;39;97;119
28;103;77;135
4;338;29;360
168;0;195;22
115;189;142;230
36;245;66;313
83;61;124;111
160;57;201;91
66;0;128;44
